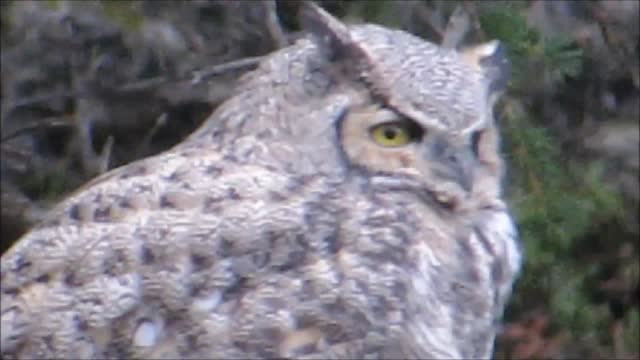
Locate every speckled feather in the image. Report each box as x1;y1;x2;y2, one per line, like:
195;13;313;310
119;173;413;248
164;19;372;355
1;3;521;359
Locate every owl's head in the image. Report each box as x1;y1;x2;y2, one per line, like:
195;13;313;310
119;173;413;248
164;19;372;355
297;4;510;210
192;3;510;212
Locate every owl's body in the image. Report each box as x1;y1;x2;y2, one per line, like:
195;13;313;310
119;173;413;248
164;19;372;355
1;4;521;359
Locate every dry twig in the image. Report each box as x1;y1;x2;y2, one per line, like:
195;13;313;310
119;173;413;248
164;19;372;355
264;0;289;49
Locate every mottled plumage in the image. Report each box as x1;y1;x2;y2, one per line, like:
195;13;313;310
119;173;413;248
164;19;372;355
1;3;521;359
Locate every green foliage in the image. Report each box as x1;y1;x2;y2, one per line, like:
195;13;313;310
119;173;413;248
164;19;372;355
626;308;640;351
480;4;539;57
480;4;583;88
482;4;631;356
19;165;73;203
542;36;584;83
100;1;144;32
341;0;403;28
500;100;627;357
508;133;622;252
42;0;61;10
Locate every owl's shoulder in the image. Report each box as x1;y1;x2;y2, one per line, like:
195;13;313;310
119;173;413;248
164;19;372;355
0;142;343;357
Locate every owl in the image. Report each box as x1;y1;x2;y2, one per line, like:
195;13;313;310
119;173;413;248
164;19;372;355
1;3;521;359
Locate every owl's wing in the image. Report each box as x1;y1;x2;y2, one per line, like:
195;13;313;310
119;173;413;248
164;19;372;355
0;144;369;359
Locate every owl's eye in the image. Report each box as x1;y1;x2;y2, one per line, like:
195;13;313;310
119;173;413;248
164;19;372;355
370;122;416;147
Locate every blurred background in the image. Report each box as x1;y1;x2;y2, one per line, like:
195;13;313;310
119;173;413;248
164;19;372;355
1;1;638;358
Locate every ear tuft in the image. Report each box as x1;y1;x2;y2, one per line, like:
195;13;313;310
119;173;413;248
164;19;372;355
461;40;511;95
480;41;510;94
298;2;355;62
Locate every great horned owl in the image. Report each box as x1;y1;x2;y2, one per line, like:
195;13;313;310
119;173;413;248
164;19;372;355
1;3;521;359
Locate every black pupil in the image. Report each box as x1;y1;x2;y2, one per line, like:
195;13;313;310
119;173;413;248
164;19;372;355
383;127;398;140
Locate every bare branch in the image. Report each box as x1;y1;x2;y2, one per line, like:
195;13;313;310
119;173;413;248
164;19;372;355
97;135;114;174
189;56;263;85
264;0;289;49
2;56;264;117
135;113;168;158
441;5;471;49
1;117;73;143
411;4;445;43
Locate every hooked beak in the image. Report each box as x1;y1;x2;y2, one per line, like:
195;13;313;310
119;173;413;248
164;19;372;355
423;135;475;192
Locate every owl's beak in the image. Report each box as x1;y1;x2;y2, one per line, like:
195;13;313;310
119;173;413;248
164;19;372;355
424;136;475;192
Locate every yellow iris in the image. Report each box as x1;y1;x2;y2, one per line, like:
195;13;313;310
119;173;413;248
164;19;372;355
370;122;412;147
